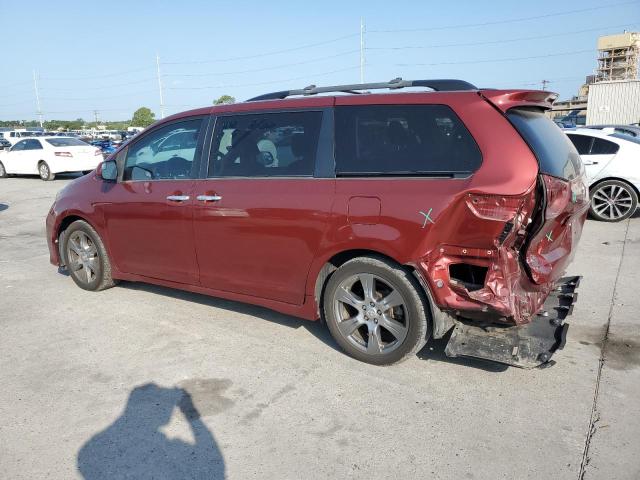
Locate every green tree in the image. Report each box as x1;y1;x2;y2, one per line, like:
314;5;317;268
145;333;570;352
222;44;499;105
213;95;235;105
131;107;156;127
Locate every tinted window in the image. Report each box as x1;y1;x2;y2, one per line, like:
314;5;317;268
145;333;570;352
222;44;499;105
507;108;581;180
124;118;203;181
46;138;88;147
334;105;481;176
590;138;620;155
11;140;27;151
208;111;322;177
566;134;593;155
611;133;640;145
24;139;42;150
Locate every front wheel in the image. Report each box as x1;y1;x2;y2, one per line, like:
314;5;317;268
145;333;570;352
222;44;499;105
62;220;116;291
38;162;55;181
0;161;7;178
322;256;429;365
589;179;638;222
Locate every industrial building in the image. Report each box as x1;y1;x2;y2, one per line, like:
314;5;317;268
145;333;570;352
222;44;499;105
549;31;639;126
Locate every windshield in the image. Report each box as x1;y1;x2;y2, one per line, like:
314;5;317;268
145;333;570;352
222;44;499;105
45;138;89;147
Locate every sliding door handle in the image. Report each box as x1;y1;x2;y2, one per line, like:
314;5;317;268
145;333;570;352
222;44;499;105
166;195;190;202
196;195;222;202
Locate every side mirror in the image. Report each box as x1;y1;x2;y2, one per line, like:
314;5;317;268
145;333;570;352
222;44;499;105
100;160;117;181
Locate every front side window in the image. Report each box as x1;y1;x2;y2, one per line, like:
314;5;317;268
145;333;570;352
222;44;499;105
123;118;203;181
208;111;322;177
334;105;481;176
11;140;27;151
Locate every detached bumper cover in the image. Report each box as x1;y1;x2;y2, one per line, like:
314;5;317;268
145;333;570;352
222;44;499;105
444;276;580;368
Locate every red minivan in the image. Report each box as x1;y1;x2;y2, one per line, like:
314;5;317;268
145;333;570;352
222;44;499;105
46;79;589;368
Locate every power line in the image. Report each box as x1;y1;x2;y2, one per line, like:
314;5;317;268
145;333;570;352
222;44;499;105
161;33;359;65
367;23;638;51
168;65;360;91
40;66;155;82
163;50;359;78
395;49;593;67
368;0;638;33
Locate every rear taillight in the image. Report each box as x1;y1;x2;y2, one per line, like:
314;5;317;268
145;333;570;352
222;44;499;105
54;151;72;157
541;175;570;219
466;194;525;222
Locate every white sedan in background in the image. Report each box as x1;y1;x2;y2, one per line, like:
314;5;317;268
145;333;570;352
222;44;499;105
566;128;640;222
0;137;102;181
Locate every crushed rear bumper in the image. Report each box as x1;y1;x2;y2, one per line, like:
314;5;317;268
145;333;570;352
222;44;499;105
444;276;580;368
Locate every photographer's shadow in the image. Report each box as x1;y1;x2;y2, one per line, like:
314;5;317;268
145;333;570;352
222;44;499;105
78;383;224;479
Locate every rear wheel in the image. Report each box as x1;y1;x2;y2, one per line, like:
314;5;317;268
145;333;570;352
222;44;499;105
38;161;55;181
589;179;638;222
322;256;429;365
0;161;6;178
62;220;116;291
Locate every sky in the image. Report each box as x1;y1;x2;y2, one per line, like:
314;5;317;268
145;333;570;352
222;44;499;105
0;0;638;122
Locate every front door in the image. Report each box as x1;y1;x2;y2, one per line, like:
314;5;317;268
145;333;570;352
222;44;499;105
192;110;334;305
100;117;206;285
3;140;27;174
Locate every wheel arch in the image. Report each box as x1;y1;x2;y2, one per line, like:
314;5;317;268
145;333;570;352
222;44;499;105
56;214;101;266
312;248;441;336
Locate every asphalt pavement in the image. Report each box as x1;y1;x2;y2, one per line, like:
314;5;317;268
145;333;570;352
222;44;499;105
1;176;638;479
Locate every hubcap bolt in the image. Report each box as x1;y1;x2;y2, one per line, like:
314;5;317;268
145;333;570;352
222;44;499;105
377;310;381;315
362;305;367;310
364;316;368;320
374;319;378;324
370;302;375;307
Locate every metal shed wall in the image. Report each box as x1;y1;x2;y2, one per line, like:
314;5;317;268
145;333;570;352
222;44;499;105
586;80;640;125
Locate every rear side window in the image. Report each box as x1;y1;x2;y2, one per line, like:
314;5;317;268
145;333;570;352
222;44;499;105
590;138;619;155
566;134;593;155
334;105;481;176
507;108;581;180
208;111;322;177
45;138;88;147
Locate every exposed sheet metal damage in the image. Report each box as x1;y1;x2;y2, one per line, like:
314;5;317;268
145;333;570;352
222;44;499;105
445;276;580;368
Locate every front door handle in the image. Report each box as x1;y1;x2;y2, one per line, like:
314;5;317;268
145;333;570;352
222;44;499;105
196;194;222;202
166;195;190;202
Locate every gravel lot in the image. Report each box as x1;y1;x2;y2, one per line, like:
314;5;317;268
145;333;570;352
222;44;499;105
1;176;639;480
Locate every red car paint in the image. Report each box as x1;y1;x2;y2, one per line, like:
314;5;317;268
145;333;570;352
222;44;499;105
46;88;589;327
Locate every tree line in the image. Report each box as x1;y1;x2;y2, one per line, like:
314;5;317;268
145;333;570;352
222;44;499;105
0;95;236;130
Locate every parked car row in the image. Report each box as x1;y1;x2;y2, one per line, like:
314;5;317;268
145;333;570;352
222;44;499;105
0;136;102;180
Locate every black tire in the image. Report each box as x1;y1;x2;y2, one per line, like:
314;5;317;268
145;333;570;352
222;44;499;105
0;161;7;178
82;170;93;176
589;179;638;222
322;256;430;366
38;161;55;181
61;220;116;291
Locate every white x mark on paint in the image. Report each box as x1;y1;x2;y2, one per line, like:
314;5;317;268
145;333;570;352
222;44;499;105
419;209;435;228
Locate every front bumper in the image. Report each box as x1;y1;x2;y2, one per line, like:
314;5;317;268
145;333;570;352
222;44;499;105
444;276;580;368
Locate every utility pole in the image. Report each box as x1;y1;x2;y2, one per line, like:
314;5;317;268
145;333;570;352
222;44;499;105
156;53;165;119
32;70;43;127
93;110;100;129
541;79;550;91
360;18;365;84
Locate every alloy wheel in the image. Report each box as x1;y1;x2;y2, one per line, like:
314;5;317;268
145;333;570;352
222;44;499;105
591;183;634;221
332;273;409;355
66;230;99;284
39;163;49;180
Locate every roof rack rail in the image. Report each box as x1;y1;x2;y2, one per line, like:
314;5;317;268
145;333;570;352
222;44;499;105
247;77;477;102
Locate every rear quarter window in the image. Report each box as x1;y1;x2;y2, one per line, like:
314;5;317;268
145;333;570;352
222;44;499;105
334;105;481;176
507;108;582;180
